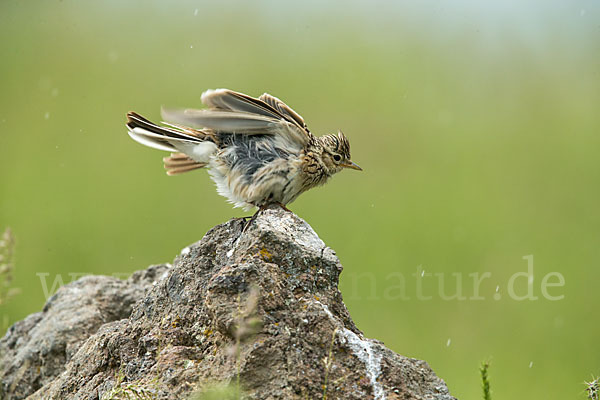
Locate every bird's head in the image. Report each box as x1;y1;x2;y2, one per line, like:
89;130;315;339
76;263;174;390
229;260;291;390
318;131;362;174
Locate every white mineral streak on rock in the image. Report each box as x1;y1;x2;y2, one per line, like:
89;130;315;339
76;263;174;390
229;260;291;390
342;329;385;400
317;301;334;319
317;301;386;400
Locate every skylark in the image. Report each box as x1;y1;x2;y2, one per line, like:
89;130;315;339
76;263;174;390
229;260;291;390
126;89;361;211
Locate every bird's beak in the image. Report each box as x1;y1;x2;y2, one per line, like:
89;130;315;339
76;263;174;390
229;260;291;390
342;161;363;171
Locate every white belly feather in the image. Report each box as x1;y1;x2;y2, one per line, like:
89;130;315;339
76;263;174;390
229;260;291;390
207;155;304;211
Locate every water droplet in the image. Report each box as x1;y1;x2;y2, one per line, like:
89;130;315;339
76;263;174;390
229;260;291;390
44;112;50;120
529;361;533;368
194;8;198;16
495;285;500;292
190;45;194;49
421;269;425;277
446;338;451;347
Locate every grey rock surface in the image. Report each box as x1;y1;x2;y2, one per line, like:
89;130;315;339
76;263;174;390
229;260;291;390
0;264;169;399
0;207;455;400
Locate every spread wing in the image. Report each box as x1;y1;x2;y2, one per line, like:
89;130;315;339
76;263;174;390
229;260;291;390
257;92;307;129
161;89;312;149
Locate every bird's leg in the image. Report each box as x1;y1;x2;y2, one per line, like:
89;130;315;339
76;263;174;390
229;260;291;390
241;205;268;233
232;215;253;228
232;216;251;233
275;202;293;213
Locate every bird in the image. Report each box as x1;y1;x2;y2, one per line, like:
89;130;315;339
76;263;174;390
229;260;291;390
126;89;362;211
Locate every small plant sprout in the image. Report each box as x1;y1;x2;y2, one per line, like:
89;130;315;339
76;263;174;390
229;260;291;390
0;227;19;307
480;361;492;400
190;382;242;400
585;376;599;400
322;328;338;400
100;369;159;400
231;286;262;391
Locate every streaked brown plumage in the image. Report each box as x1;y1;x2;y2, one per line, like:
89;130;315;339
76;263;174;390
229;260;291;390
126;89;361;210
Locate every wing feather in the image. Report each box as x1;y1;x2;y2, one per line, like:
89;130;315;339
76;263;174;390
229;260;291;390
202;89;308;133
201;89;283;120
258;92;307;129
162;89;313;148
161;108;280;134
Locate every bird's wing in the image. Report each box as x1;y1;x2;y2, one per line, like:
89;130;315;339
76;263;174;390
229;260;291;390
161;89;312;148
201;89;283;119
257;92;307;130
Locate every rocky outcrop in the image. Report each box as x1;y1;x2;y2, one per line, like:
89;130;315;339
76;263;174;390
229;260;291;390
0;206;455;400
0;264;169;399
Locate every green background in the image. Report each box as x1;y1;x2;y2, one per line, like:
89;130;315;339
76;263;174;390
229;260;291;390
1;1;598;398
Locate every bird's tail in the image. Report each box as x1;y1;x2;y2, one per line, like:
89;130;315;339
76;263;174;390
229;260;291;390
126;112;214;175
126;111;204;151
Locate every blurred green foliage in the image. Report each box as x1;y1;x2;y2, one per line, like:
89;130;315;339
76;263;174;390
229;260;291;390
0;228;19;309
1;1;598;399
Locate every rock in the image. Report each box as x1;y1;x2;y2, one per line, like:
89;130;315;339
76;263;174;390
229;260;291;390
0;206;455;400
0;264;169;399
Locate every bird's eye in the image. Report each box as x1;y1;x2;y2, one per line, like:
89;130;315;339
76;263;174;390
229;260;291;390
333;154;342;162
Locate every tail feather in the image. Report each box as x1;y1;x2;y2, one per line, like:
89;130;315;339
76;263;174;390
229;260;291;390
126;112;211;175
163;153;199;167
166;164;206;175
163;152;207;175
165;152;190;160
127;129;177;152
126;112;203;152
